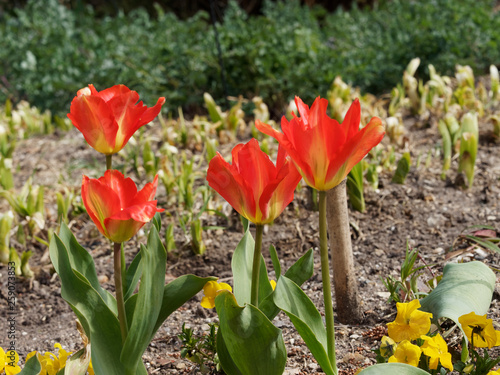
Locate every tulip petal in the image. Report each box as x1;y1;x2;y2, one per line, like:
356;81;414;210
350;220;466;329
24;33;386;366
81;175;121;237
207;152;256;221
100;169;138;208
131;175;160;206
138;97;166;127
97;84;132;102
342;98;361;140
68;95;118;154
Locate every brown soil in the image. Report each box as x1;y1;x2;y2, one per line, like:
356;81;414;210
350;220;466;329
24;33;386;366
0;116;499;374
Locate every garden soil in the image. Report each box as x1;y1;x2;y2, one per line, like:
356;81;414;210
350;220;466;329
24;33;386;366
0;113;499;374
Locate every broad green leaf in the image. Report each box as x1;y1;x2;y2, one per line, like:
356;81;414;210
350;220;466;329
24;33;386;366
215;291;286;375
216;330;243;375
49;234;125;375
58;223;116;314
420;261;495;359
124;249;142;300
125;274;215;340
231;230;271;306
121;226;166;373
420;261;495;323
273;275;335;375
358;363;431;374
19;354;41;375
152;212;162;232
259;249;314;320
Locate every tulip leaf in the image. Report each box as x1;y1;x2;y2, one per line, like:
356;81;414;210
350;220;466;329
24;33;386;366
269;244;281;279
392;152;411;184
419;261;495;357
231;229;272;306
347;162;365;212
358;363;431;374
273;275;335;375
216;330;243;375
259;249;314;320
121;226;166;372
49;234;125;375
19;354;41;375
58;222;117;314
152;212;162;232
124;249;142;300
215;291;287;375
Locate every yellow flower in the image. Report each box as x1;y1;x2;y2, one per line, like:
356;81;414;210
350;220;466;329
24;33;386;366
388;340;422;367
0;348;22;375
200;280;232;309
488;369;500;375
459;311;500;348
379;335;397;357
421;334;453;371
270;279;277;290
88;359;94;375
387;299;432;342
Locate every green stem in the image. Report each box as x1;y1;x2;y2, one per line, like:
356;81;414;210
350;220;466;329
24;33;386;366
250;224;264;307
114;241;128;343
106;154;112;170
319;190;337;373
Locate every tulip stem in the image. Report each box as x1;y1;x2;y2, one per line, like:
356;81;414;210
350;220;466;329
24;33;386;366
318;190;337;373
106;154;112;170
114;241;128;343
251;224;264;307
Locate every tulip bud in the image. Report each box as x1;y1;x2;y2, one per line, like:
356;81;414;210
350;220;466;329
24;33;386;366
405;58;421;77
458;113;478;188
490;65;499;101
0;211;14;264
190;219;206;255
456;65;475;89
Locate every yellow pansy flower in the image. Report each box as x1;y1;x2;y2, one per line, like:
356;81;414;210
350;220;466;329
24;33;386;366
459;312;500;348
421;334;453;371
387;299;433;342
0;348;21;375
388;340;422;367
379;335;397;357
270;279;277;291
200;280;232;309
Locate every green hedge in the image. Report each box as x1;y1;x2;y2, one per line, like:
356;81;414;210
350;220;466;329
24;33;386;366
1;0;499;116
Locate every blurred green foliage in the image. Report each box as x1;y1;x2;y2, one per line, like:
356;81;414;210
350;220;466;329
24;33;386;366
1;0;499;116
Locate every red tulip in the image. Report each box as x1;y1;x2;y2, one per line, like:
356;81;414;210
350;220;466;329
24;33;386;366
82;169;164;243
207;138;301;225
256;96;385;191
68;84;165;155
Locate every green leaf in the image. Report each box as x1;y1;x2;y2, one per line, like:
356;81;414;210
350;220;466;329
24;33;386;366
121;226;166;373
358;363;431;374
269;244;281;279
420;261;496;355
19;354;41;375
215;291;286;375
273;275;335;375
49;234;125;375
124;250;142;300
58;223;116;314
347;162;365;212
152;212;162;232
216;330;243;375
259;249;314;320
392;152;411;184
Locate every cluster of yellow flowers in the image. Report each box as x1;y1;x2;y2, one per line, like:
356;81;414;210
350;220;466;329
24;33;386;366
380;299;500;374
0;344;94;375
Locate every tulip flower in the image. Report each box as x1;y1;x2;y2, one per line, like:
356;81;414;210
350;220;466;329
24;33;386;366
255;96;385;191
68;84;165;155
82;169;164;244
207;138;301;307
207;138;301;225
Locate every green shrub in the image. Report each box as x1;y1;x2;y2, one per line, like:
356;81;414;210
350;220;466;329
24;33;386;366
1;0;499;116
